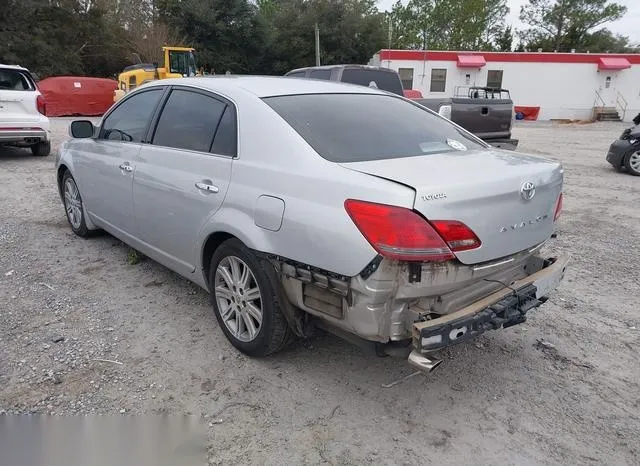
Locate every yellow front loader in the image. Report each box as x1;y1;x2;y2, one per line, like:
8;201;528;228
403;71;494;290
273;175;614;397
114;46;199;102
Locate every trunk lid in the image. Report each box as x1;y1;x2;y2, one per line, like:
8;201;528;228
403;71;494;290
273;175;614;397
341;149;563;265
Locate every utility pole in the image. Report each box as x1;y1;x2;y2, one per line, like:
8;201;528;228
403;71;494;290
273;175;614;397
387;14;392;68
315;23;321;66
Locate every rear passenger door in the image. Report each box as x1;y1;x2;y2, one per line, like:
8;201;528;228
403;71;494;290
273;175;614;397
132;86;235;276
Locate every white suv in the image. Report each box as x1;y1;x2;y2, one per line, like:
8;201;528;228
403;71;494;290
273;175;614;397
0;64;51;156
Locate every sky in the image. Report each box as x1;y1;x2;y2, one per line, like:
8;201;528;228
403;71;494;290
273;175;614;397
376;0;640;45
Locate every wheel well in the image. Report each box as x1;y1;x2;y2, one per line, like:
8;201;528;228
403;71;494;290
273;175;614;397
202;232;235;284
57;165;69;198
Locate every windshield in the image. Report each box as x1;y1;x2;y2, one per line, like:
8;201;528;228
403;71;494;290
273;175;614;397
169;51;197;77
263;93;486;163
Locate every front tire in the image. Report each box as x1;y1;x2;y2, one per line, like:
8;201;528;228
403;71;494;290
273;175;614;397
624;150;640;176
209;239;292;357
31;141;51;157
62;171;90;237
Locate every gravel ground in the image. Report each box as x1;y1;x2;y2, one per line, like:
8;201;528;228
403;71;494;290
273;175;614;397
1;118;639;465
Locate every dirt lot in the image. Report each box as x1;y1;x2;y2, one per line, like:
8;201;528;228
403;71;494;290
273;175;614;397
1;118;639;465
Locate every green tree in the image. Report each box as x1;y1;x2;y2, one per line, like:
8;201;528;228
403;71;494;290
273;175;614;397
495;26;514;51
519;0;627;52
387;0;510;51
258;0;387;75
161;0;269;74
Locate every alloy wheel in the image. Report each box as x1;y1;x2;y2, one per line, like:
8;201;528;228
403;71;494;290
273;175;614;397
629;151;640;173
64;178;83;230
214;256;263;342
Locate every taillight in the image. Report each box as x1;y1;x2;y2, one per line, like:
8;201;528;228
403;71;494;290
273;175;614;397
36;95;46;115
344;199;459;262
430;220;481;252
554;193;563;221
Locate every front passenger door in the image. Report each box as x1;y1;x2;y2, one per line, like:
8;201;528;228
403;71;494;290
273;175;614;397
74;88;164;236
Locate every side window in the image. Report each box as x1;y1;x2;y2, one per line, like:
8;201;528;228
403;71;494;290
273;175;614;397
152;89;226;152
211;106;237;156
101;89;163;142
309;69;332;80
286;71;306;78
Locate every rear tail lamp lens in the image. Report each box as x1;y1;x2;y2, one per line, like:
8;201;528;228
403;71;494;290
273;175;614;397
36;95;46;115
430;220;481;252
344;200;480;262
554;193;563;221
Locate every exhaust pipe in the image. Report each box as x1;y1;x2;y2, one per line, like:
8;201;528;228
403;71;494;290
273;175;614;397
408;350;443;373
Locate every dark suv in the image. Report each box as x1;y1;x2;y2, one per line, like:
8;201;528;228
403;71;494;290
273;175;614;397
285;65;404;96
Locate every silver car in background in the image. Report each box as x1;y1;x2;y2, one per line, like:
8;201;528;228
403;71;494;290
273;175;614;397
55;76;568;372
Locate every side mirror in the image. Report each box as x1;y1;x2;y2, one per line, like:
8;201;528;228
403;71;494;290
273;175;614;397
70;120;95;139
438;105;452;120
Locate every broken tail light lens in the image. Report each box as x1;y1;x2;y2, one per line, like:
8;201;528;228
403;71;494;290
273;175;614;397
344;199;456;262
554;193;563;221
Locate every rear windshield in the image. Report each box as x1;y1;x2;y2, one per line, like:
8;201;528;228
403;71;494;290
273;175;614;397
263;93;486;163
340;68;403;95
0;69;35;91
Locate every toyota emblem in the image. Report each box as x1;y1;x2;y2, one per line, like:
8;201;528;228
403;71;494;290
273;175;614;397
520;181;536;201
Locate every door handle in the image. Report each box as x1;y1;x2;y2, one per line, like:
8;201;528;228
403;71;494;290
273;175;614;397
119;162;133;172
195;182;219;193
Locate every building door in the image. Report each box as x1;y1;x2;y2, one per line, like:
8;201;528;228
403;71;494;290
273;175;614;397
598;74;617;106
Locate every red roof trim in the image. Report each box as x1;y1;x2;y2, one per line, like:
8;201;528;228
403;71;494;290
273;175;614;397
378;49;640;65
598;57;631;70
457;54;486;68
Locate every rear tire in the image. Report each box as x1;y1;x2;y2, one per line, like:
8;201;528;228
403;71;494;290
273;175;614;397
31;141;51;157
209;239;292;357
624;150;640;176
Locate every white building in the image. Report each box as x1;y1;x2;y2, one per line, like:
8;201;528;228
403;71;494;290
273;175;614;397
369;49;640;122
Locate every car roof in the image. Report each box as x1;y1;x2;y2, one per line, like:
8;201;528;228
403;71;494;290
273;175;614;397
141;75;387;98
0;64;29;71
288;64;397;73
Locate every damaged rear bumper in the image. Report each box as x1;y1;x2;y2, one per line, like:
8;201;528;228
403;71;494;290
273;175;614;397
412;253;569;356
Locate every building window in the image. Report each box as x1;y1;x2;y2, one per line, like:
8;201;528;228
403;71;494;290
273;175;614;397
487;70;503;89
398;68;414;89
430;69;447;92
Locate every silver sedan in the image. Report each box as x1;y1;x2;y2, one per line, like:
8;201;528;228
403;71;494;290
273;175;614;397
56;76;568;372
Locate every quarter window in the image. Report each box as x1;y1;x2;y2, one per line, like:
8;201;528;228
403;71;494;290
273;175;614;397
211;106;237;156
152;89;227;153
430;69;447;93
100;89;163;142
487;70;503;89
